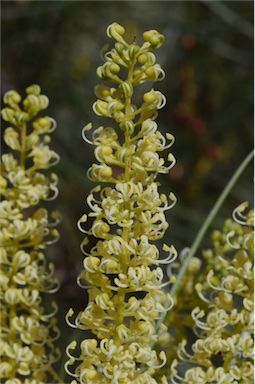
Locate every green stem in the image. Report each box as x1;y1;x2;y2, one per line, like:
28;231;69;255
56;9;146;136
158;149;254;329
171;150;253;296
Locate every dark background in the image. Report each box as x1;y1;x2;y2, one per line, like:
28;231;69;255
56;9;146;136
1;0;253;379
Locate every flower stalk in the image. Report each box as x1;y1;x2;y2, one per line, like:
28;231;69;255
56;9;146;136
0;85;60;383
66;23;176;384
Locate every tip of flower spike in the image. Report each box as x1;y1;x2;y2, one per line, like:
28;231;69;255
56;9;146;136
26;84;41;95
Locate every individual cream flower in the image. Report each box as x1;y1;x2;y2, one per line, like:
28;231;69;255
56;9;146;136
0;85;60;383
66;23;176;384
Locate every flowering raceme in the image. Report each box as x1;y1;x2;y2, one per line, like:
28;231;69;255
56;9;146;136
65;23;177;384
0;85;60;383
169;203;254;384
153;254;202;380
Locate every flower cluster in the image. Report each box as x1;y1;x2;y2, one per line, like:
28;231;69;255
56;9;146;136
153;254;202;381
0;85;60;383
170;203;254;384
66;23;177;384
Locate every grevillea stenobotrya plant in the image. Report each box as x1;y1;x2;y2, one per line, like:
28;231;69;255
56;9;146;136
168;203;254;384
65;22;177;384
0;85;61;383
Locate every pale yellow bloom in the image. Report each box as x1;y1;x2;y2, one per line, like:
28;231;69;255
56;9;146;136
66;23;176;383
0;85;60;383
169;203;254;384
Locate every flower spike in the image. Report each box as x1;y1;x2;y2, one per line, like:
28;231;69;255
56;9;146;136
66;23;176;384
0;85;60;382
167;204;254;384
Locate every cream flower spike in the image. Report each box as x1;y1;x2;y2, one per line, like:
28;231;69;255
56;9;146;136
169;203;254;384
0;85;60;383
66;23;176;384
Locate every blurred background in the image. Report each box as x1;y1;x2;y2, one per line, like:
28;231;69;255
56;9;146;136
1;0;253;379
